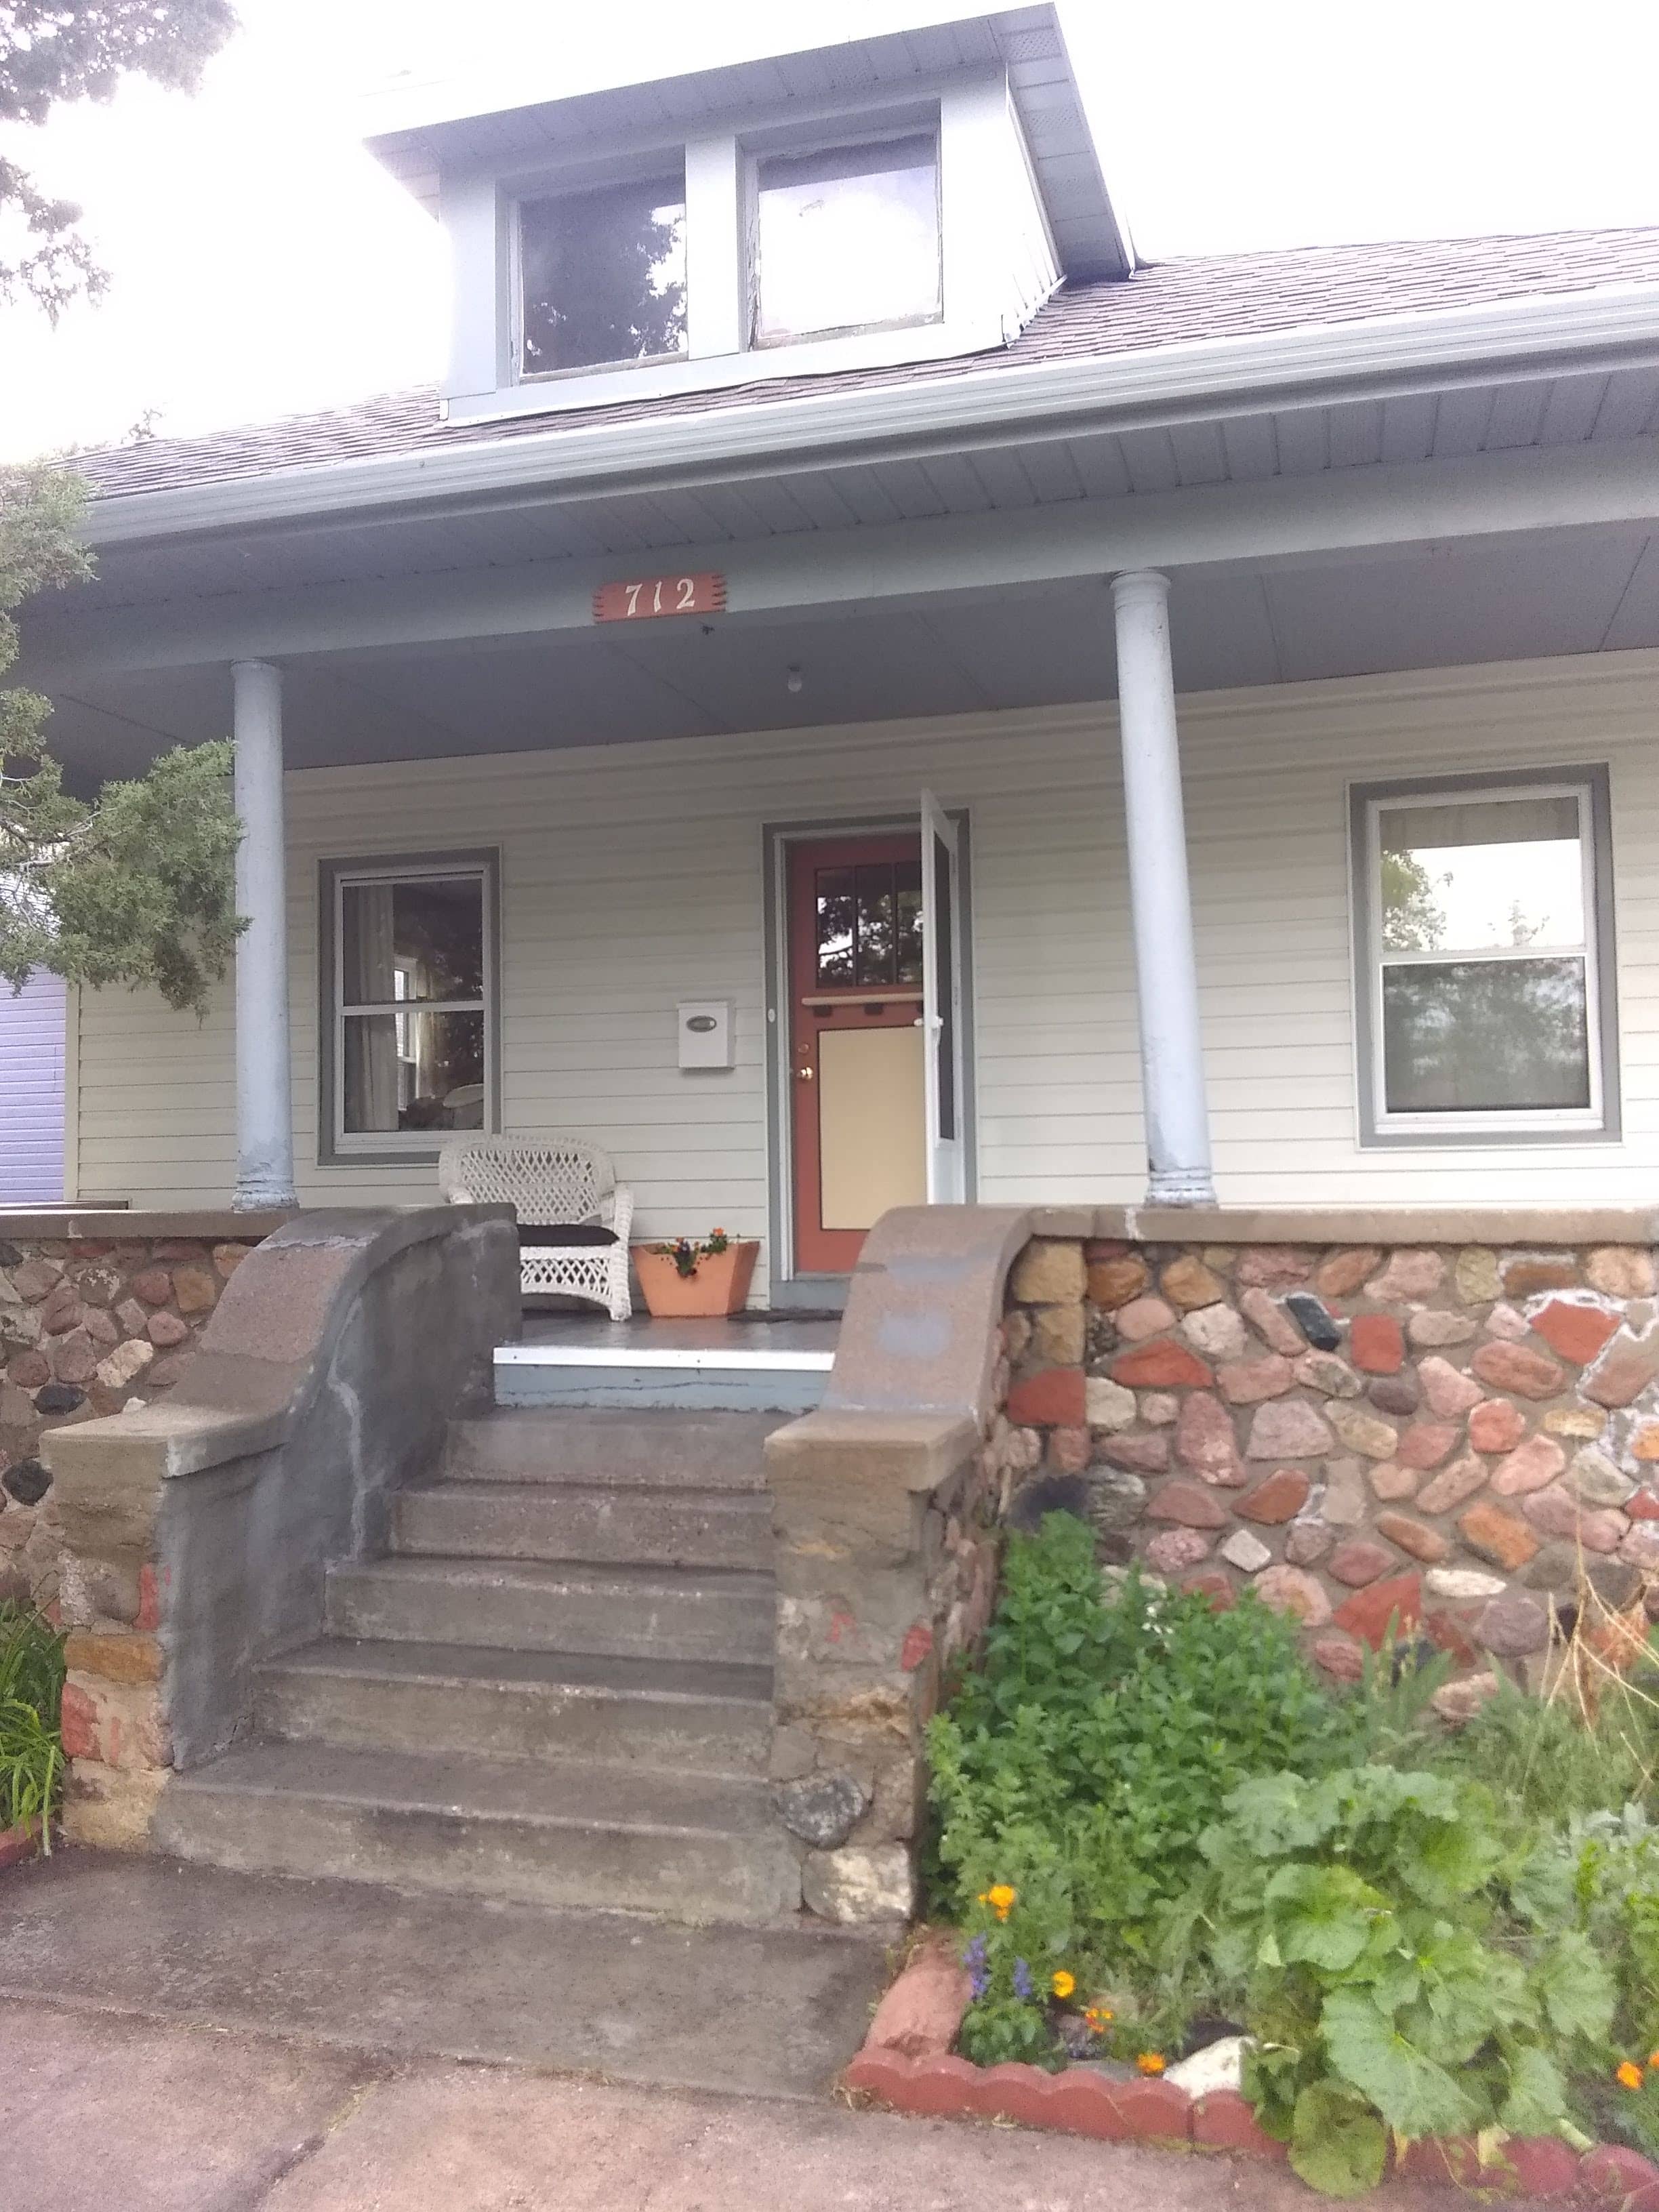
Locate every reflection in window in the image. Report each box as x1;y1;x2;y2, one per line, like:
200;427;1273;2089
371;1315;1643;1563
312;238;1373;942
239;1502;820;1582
337;868;490;1139
1370;786;1602;1122
520;174;687;375
754;135;940;345
816;859;924;988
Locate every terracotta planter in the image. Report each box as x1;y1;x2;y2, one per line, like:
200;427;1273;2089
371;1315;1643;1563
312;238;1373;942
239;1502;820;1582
0;1819;45;1874
634;1241;759;1317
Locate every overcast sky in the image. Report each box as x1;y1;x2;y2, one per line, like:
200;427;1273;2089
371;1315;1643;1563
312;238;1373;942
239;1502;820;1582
2;0;1657;462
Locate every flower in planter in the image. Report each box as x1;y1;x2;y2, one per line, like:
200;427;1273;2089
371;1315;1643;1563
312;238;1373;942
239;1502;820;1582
977;1882;1017;1921
962;1934;989;1999
652;1227;731;1279
1083;2005;1113;2036
1619;2061;1645;2090
1136;2052;1166;2076
1011;1958;1035;2001
1051;1969;1076;2001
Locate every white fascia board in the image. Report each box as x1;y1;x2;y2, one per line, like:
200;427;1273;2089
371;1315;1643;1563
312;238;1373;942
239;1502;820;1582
29;434;1659;684
80;281;1659;550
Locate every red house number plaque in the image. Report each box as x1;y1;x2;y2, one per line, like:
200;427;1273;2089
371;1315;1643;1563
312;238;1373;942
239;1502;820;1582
592;571;726;622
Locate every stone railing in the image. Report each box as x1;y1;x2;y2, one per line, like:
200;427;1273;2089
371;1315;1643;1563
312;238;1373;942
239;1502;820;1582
766;1203;1659;1925
43;1206;516;1847
1;1212;291;1617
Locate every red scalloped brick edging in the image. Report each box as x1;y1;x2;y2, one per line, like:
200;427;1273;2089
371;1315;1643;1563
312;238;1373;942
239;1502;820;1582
842;2043;1659;2199
0;1820;45;1874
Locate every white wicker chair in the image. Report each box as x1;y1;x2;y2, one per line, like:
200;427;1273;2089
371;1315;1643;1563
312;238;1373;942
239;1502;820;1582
438;1136;634;1320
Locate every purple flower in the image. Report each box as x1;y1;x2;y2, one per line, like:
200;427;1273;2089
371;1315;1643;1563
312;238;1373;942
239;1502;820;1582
1012;1957;1034;2002
963;1934;989;1999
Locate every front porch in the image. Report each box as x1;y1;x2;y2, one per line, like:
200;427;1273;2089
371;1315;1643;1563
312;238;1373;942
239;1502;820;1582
499;1310;836;1412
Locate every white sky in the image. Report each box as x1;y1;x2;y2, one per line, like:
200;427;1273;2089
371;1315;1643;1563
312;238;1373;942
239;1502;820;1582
2;0;1658;462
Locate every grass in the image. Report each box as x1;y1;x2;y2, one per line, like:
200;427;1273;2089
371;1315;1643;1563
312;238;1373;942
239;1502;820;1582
0;1601;66;1849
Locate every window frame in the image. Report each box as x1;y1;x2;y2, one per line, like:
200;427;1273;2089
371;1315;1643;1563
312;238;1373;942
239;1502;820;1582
317;850;501;1168
512;165;690;386
744;123;945;351
1348;766;1620;1148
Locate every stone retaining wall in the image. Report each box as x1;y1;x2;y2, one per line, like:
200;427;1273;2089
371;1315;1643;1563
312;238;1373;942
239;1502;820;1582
1000;1232;1659;1689
0;1214;288;1618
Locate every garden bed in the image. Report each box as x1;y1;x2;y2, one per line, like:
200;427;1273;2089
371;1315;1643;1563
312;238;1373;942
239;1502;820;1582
891;1512;1659;2197
0;1816;45;1872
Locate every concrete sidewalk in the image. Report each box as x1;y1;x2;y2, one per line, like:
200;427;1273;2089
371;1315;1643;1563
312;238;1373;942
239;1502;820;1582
1;1999;1557;2212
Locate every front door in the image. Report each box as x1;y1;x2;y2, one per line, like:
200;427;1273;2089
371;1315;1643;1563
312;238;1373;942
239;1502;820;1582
788;832;928;1273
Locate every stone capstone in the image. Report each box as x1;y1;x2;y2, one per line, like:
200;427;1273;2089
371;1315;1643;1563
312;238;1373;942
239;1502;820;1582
774;1774;868;1850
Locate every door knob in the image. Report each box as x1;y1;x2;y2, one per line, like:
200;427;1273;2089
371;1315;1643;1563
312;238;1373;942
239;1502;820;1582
797;1065;815;1081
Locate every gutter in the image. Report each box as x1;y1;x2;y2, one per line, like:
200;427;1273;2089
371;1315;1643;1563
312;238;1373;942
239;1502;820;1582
80;281;1659;548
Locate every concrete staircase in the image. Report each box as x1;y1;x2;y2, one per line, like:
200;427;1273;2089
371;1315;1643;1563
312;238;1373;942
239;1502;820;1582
155;1409;802;1924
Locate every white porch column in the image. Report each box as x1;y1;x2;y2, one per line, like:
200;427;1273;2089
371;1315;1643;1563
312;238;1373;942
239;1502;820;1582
1110;569;1217;1207
230;659;297;1210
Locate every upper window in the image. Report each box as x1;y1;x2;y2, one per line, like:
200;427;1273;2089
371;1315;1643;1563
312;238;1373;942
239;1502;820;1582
518;172;687;377
323;855;498;1161
752;133;941;346
1351;771;1617;1143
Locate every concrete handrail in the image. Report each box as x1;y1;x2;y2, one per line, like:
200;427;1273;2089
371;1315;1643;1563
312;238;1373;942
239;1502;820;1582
49;1205;518;1832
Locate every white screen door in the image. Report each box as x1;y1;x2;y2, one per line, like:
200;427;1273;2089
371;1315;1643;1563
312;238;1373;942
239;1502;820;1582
921;790;966;1202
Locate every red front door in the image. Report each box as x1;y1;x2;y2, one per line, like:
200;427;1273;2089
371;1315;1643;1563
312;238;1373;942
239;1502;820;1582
788;832;929;1273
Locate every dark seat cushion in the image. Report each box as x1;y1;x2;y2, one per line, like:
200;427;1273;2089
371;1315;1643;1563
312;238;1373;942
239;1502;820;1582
517;1223;617;1249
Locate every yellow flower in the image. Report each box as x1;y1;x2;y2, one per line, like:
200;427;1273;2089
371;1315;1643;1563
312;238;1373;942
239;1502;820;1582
1137;2053;1166;2076
1051;1970;1076;2000
981;1883;1017;1921
1650;2051;1659;2070
1618;2061;1645;2091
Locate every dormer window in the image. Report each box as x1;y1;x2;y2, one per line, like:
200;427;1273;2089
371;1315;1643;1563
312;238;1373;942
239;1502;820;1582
752;134;941;346
518;171;687;377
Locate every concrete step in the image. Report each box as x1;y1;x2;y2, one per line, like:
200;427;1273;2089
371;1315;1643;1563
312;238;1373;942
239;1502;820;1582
443;1409;781;1492
392;1481;773;1572
255;1637;773;1773
155;1742;802;1924
326;1555;775;1666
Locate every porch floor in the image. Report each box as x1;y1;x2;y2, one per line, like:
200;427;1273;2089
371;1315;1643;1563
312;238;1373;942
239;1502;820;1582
495;1309;838;1412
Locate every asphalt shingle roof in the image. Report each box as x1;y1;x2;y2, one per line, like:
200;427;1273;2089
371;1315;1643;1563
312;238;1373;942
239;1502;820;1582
75;228;1659;501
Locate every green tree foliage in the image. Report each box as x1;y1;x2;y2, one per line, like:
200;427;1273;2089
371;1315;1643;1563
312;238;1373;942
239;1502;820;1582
1378;846;1446;951
1;0;236;317
1;462;242;1012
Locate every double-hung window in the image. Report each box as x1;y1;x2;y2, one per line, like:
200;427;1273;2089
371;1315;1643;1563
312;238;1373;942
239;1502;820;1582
1351;769;1618;1144
321;853;499;1163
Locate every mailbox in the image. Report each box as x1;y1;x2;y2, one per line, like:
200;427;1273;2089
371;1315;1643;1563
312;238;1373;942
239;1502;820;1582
678;1000;733;1070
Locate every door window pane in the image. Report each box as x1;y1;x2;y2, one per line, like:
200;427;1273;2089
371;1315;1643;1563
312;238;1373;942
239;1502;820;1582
895;858;924;985
343;1010;486;1134
815;867;855;985
754;134;939;344
1379;796;1583;954
341;876;485;1006
520;173;687;375
855;862;896;985
1381;958;1590;1113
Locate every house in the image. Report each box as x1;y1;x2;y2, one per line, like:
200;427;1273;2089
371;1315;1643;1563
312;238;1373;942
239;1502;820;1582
0;970;65;1205
18;3;1659;1311
25;3;1659;1936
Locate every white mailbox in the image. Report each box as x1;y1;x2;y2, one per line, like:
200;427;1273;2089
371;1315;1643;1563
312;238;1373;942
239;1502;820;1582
678;999;733;1070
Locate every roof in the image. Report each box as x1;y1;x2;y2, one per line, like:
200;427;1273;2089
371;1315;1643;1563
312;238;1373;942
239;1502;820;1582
74;227;1659;504
363;5;1132;282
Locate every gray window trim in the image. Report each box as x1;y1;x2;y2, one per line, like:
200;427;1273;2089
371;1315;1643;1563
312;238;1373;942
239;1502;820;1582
1348;765;1620;1149
317;849;503;1170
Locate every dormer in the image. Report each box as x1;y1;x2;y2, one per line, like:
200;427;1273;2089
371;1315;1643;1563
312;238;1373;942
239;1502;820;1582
363;5;1131;426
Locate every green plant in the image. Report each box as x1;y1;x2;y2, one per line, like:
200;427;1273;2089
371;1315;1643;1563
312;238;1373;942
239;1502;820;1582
651;1227;731;1278
1427;1673;1659;1825
0;1602;66;1850
1195;1763;1615;2196
929;1516;1357;2058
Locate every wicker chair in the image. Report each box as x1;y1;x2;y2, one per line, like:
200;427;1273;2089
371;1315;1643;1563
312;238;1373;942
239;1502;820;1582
438;1136;634;1320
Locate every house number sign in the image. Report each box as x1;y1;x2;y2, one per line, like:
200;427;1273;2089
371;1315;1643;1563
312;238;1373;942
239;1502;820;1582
592;571;726;622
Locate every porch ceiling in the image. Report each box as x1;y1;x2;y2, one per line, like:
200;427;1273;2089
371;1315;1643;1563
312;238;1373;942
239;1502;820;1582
37;520;1659;781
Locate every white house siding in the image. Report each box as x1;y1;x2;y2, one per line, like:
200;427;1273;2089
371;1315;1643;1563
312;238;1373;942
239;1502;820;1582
0;969;66;1204
68;648;1659;1286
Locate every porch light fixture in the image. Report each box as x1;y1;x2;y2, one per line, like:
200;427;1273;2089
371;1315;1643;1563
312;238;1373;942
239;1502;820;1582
786;664;804;694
